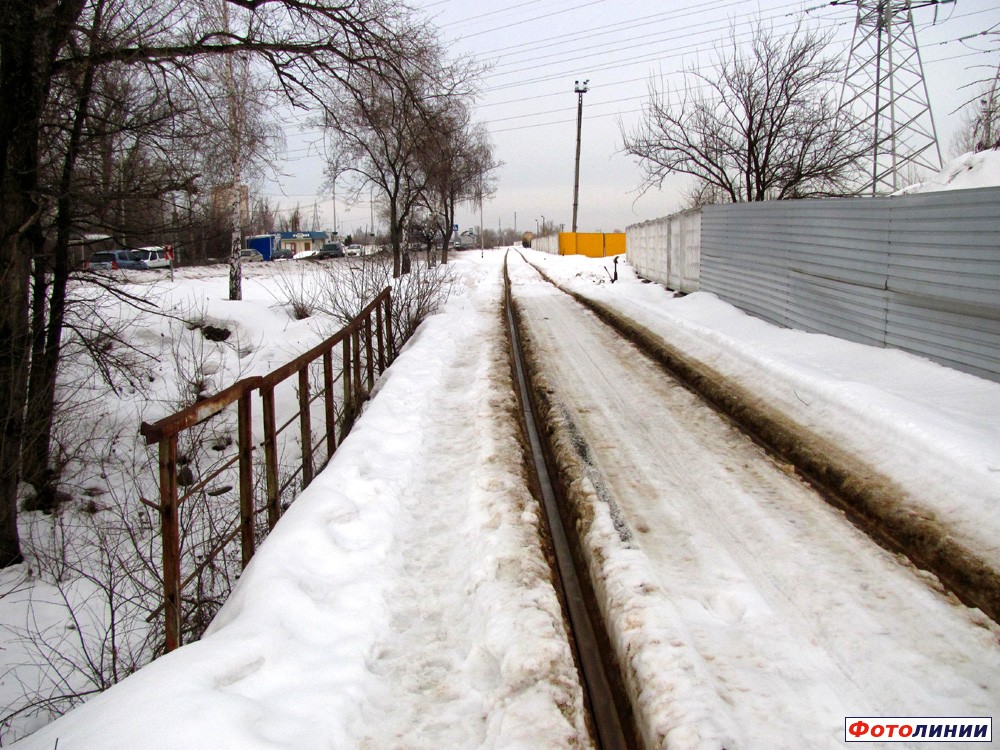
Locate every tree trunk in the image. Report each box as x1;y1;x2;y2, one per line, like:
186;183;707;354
0;217;32;564
389;202;402;278
22;253;52;491
0;0;85;565
440;194;456;265
228;180;243;301
0;3;44;565
22;54;96;508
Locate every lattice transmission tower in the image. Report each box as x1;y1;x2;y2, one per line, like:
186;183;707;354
837;0;949;194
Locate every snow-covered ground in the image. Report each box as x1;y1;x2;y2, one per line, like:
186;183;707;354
896;149;1000;194
508;253;999;748
4;236;999;747
4;254;592;748
526;249;1000;576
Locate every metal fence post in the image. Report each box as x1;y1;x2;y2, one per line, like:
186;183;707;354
383;294;394;363
375;301;386;374
352;327;362;400
342;333;352;441
323;349;336;458
158;436;182;652
364;315;375;390
261;385;281;529
237;390;255;569
298;366;313;488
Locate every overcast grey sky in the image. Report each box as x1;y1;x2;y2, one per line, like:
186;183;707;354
261;0;999;237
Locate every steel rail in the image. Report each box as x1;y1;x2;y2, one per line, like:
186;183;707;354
503;252;634;750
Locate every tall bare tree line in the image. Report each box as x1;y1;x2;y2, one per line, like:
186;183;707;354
324;47;498;277
0;0;468;566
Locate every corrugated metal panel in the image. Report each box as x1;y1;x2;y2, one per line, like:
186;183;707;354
533;235;560;254
702;202;794;326
888;190;1000;307
786;273;888;346
698;188;1000;382
626;209;701;292
884;188;1000;381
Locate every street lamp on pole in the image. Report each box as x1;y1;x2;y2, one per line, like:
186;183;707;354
572;79;589;233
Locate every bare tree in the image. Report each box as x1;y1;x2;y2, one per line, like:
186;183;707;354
325;65;435;278
324;42;481;277
1;0;430;567
622;21;871;204
192;42;283;300
950;73;1000;156
22;9;205;510
419;105;499;265
248;196;278;236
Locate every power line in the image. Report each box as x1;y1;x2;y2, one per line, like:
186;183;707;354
449;0;611;41
470;0;754;58
478;0;744;66
273;32;993;155
482;1;797;77
480;6;994;90
501;13;993;93
486;18;851;92
485;48;991;135
435;0;555;29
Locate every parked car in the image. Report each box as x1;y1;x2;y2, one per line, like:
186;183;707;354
240;248;264;262
86;249;144;271
270;248;294;261
345;243;364;257
317;242;344;259
132;246;171;269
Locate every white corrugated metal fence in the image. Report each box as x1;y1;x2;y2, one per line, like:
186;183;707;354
626;188;1000;382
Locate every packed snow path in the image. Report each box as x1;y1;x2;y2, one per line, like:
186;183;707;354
9;255;595;750
507;255;1000;749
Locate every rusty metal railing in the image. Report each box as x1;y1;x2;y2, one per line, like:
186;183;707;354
139;288;393;653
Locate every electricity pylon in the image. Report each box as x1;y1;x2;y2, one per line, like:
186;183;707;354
837;0;947;194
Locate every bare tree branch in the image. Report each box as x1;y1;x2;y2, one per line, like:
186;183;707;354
621;20;872;205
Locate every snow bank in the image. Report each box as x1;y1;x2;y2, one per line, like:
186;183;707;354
895;149;1000;193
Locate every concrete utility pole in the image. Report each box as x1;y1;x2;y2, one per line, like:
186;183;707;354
572;79;588;233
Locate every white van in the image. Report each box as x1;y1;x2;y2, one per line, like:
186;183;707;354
132;246;171;269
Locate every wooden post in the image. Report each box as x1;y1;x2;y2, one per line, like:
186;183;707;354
261;385;281;529
159;436;182;653
298;366;313;488
237;390;254;569
323;349;336;458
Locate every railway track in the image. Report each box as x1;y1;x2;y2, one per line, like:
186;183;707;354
502;250;1000;749
504;256;636;750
